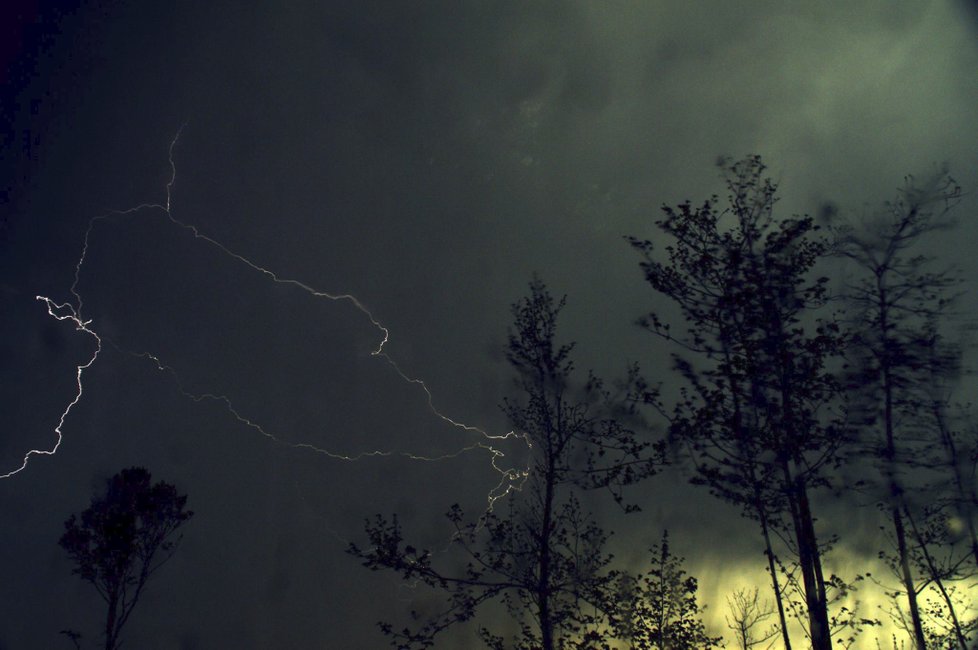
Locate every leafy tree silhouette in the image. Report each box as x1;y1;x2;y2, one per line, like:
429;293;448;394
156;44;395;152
59;467;193;650
628;155;847;650
611;531;722;650
349;279;662;649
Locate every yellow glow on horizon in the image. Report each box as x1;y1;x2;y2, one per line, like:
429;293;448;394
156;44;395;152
690;545;978;649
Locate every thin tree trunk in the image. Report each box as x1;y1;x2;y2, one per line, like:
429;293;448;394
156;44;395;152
769;308;831;650
893;505;928;650
756;495;792;650
780;460;829;650
105;592;118;650
793;478;832;650
731;342;792;650
538;451;555;650
878;291;928;650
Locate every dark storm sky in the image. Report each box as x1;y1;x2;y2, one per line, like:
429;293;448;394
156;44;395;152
2;2;977;648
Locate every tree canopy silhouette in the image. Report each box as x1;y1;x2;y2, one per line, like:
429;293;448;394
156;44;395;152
628;155;848;650
349;279;665;649
611;531;722;650
59;466;193;650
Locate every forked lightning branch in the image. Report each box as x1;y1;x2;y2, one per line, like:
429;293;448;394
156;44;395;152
6;130;530;514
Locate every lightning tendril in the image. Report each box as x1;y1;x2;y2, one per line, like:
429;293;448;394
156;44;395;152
9;128;529;514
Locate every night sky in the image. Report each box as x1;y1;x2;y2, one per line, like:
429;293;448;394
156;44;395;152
2;2;978;648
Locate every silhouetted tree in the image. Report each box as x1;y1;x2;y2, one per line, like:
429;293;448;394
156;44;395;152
828;168;964;650
611;531;721;650
349;279;660;649
629;156;847;650
726;587;779;650
60;467;193;650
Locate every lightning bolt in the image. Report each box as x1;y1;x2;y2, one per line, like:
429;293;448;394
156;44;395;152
8;128;530;514
0;298;102;479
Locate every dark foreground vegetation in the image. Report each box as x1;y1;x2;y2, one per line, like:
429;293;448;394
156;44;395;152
351;157;976;649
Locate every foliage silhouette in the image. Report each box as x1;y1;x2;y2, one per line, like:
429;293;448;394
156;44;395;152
610;531;721;650
628;155;848;650
59;467;193;650
349;279;662;649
